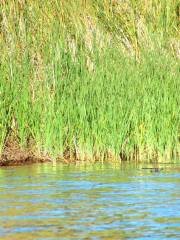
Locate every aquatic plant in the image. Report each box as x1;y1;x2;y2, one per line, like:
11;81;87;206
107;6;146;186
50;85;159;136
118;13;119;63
0;0;179;162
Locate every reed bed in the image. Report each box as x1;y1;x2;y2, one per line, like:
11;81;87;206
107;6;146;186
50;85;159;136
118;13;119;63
0;0;179;163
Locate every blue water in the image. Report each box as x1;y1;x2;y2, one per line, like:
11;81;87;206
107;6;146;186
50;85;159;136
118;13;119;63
0;163;179;239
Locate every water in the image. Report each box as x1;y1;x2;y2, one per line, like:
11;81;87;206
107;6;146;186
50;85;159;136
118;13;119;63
0;163;180;240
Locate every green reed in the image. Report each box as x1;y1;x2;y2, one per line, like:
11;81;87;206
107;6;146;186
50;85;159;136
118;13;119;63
0;1;179;162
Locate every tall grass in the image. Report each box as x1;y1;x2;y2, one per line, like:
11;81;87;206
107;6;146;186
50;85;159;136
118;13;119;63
0;0;179;162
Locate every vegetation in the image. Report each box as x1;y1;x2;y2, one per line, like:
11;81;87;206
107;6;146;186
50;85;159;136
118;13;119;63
0;0;179;163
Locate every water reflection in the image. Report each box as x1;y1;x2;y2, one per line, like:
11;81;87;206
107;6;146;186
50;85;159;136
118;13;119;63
0;163;180;239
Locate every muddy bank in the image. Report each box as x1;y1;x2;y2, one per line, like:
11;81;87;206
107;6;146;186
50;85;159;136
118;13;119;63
0;133;179;167
0;139;51;167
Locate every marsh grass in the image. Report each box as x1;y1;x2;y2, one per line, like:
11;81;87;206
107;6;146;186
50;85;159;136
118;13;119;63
0;1;179;162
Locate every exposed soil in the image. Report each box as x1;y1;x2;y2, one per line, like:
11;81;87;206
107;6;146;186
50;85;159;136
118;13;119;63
0;137;51;167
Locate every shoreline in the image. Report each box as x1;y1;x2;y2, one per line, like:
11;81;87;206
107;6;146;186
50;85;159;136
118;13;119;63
0;141;179;167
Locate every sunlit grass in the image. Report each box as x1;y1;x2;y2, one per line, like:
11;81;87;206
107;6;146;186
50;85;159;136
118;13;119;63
0;1;179;162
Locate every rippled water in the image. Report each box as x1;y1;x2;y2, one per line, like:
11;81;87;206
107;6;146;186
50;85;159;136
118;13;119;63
0;163;180;239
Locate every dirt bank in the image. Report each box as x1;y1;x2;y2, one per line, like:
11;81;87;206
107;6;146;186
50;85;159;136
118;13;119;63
0;139;51;167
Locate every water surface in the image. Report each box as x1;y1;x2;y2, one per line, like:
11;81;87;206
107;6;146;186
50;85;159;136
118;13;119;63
0;163;180;239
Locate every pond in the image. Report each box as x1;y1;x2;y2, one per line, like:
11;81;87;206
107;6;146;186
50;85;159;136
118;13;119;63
0;163;179;239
